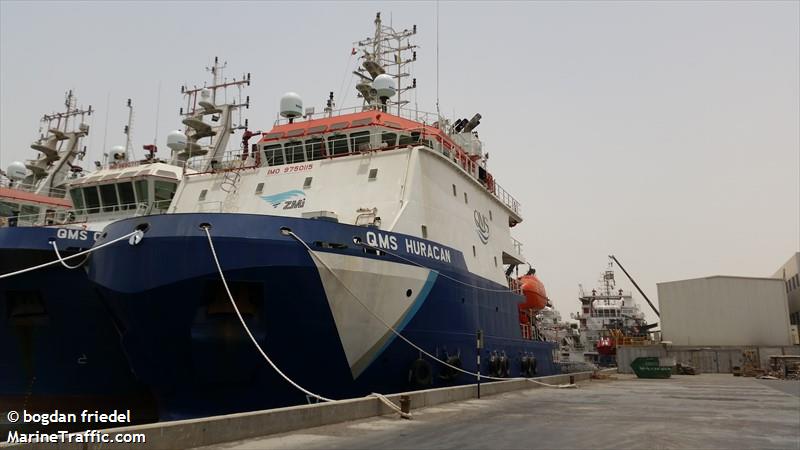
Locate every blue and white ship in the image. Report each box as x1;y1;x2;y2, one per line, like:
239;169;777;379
0;66;251;429
87;13;558;420
0;92;160;429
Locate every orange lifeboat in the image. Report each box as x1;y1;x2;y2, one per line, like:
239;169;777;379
518;271;548;312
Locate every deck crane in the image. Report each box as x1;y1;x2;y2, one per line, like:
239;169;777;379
608;255;660;318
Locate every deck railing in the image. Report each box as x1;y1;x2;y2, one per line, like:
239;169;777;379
0;200;172;228
188;127;523;216
0;178;68;198
510;236;524;256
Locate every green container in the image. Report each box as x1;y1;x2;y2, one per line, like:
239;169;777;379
630;357;672;379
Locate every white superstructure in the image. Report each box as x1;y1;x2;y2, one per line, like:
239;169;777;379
573;264;648;353
167;14;527;285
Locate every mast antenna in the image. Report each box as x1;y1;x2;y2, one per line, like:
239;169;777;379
101;92;110;161
124;98;134;160
153;81;161;146
353;12;417;116
436;0;440;119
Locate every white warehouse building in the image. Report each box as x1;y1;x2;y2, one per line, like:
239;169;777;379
657;276;792;347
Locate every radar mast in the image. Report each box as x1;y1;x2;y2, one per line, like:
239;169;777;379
353;12;418;115
177;57;251;169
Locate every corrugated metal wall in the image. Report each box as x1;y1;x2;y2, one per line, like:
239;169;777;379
657;277;792;346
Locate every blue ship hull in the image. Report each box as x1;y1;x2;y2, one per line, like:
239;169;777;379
88;213;558;420
0;227;157;432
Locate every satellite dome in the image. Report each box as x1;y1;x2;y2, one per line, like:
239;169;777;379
110;145;126;161
6;161;27;181
200;88;212;100
373;74;395;99
280;92;303;119
166;130;188;151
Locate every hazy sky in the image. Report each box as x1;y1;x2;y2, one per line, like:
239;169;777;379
1;1;798;324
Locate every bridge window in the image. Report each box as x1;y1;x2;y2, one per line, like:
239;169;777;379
135;180;149;205
99;184;119;212
305;138;325;161
264;144;284;166
83;186;100;214
0;201;18;217
328;134;349;156
381;132;397;148
350;131;370;152
255;183;264;195
398;134;416;147
154;180;177;208
117;182;136;209
69;188;85;211
20;204;39;220
285;141;305;164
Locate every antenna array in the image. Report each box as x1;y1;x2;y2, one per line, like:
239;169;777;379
354;12;418;115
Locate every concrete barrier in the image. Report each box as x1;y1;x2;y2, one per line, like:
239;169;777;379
616;345;800;374
6;371;603;450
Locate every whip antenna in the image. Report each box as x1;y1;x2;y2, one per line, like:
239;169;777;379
436;0;440;119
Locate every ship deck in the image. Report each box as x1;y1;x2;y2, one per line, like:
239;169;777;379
194;373;799;450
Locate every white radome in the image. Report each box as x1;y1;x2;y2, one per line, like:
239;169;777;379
110;145;126;161
6;161;27;180
372;74;395;99
280;92;303;119
166;130;188;151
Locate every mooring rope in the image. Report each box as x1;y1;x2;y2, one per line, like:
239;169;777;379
0;230;141;280
50;240;89;269
202;226;412;418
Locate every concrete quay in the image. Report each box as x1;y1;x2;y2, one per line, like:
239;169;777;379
197;374;800;450
5;371;594;450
